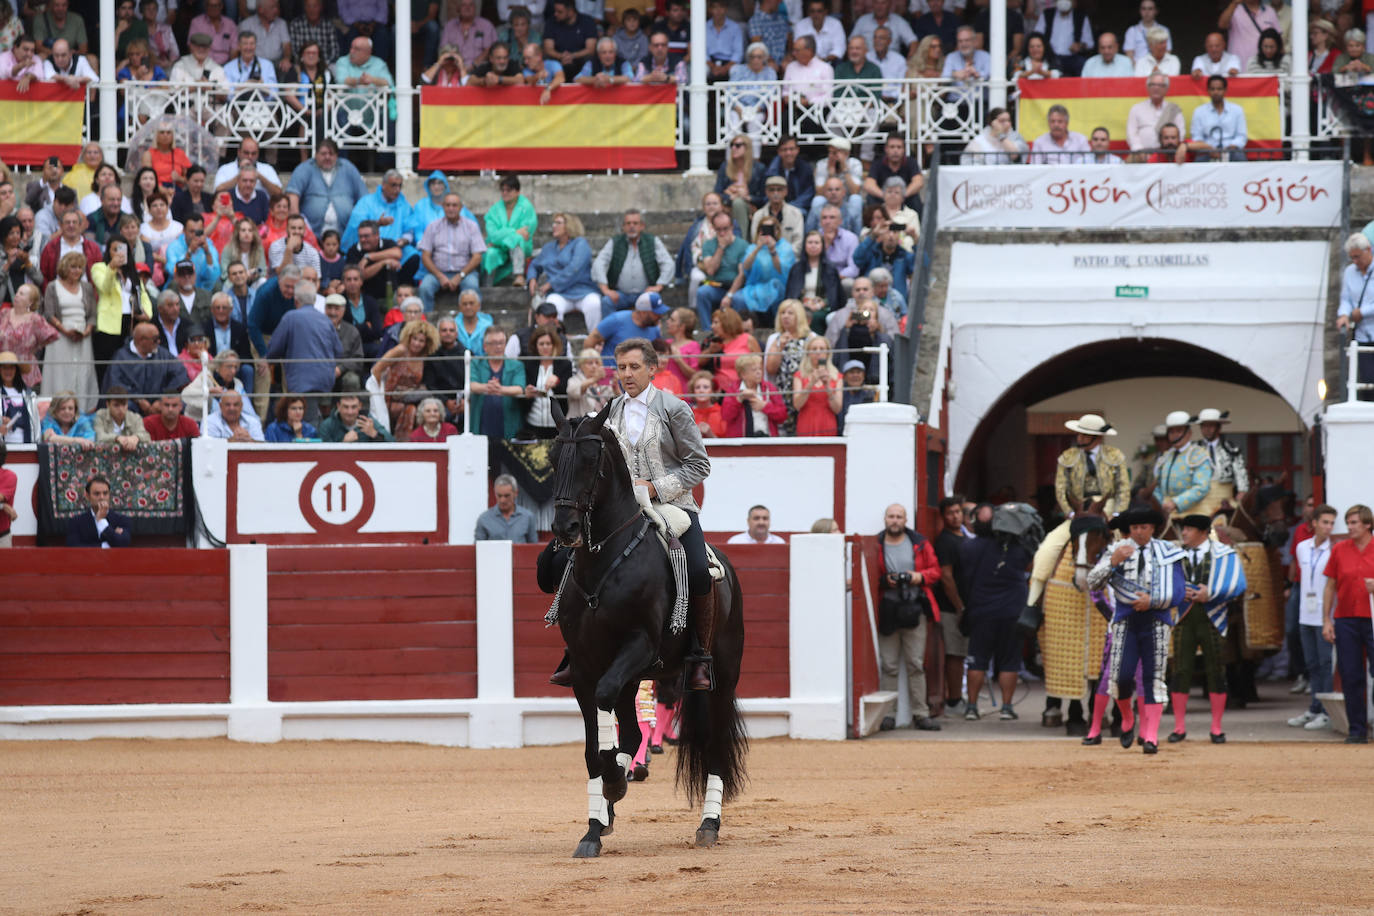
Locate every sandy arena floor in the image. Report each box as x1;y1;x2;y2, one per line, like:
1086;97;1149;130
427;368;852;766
3;728;1369;915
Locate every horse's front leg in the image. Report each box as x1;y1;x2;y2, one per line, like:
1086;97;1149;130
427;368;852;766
572;685;614;858
595;631;656;805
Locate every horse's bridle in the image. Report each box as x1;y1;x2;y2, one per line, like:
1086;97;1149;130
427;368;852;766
552;427;641;554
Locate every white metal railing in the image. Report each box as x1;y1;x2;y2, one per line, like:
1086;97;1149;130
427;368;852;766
86;80;395;160
1348;339;1373;401
88;76;1350;166
678;78;986;165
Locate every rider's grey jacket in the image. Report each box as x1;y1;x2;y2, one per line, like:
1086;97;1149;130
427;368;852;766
604;386;711;514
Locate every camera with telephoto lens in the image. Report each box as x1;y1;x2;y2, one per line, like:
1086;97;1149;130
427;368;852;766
893;571;913;585
855;309;872;322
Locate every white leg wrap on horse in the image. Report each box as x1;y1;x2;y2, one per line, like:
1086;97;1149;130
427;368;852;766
617;751;632;775
702;774;724;820
587;777;610;825
597;709;616;752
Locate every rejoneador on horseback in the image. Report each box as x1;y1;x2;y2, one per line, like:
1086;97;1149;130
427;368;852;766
539;337;747;858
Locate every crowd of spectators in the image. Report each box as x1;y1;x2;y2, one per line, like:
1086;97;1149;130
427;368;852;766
0;124;903;451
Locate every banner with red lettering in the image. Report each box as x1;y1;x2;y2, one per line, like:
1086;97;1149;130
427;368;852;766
936;161;1342;230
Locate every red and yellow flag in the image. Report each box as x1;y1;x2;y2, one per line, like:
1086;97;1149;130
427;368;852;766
0;81;85;165
419;84;678;171
1017;76;1282;150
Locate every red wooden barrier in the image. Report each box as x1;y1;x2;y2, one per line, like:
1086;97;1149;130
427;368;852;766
0;549;231;705
512;540;791;698
267;545;477;701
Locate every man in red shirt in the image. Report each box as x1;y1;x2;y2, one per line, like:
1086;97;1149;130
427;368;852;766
143;392;201;441
1322;504;1374;744
0;441;17;547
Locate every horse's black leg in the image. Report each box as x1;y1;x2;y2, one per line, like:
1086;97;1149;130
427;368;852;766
593;632;655;805
613;680;645;784
572;685;611;859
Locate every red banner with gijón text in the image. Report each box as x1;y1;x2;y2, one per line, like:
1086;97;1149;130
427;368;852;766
0;81;85;165
419;84;678;172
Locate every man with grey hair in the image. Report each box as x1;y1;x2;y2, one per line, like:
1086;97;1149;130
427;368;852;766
575;36;633;84
155;288;192;354
592;209;675;317
1133;25;1180;76
1029;104;1091;164
249;263;302;356
1339;232;1374;400
213;136;282;197
265;278;341;422
1127;72;1183;152
475;473;539;542
341;169;418;276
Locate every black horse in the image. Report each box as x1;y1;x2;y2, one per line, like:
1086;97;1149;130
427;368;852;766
548;402;747;859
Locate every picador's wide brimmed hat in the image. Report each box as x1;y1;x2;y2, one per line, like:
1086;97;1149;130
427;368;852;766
1179;514;1213;531
1196;407;1230;424
1164;410;1194;428
1152;424;1168;438
1064;413;1117;436
1109;506;1165;532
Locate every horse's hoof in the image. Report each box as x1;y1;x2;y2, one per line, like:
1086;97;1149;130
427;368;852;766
695;816;720;848
573;840;602;858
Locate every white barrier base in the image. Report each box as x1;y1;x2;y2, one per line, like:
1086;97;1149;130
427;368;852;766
859;691;899;737
0;697;846;746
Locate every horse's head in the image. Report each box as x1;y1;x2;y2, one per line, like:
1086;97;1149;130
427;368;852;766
550;400;612;548
1069;514;1111;592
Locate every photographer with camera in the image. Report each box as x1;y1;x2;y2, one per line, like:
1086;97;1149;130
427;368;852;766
875;503;943;732
824;276;897;385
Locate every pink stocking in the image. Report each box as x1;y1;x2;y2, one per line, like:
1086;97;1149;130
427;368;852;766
1116;698;1135;733
1142;703;1164;744
1170;691;1190;736
1086;694;1110;739
1209;692;1226;736
651;702;674;744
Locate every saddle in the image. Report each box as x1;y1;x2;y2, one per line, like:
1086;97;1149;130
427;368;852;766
632;488;725;581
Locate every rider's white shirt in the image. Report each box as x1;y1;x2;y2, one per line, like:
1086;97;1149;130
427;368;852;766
623;386;652;446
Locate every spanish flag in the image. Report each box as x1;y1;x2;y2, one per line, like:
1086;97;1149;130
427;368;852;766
420;85;678;171
0;82;85;165
1017;76;1282;150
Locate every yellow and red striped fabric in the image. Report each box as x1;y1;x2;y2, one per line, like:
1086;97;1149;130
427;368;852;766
0;81;85;165
419;85;678;171
1017;76;1282;150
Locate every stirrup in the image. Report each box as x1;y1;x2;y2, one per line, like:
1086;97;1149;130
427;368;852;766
685;653;715;691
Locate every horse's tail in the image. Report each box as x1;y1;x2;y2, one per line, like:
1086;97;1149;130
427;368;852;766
675;555;748;807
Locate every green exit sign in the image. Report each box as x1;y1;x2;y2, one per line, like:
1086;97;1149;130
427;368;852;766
1115;285;1149;298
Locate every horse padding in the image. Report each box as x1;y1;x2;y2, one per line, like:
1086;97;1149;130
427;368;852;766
1238;542;1284;651
1039;547;1108;700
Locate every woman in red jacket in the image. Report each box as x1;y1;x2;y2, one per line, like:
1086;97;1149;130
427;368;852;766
873;503;943;732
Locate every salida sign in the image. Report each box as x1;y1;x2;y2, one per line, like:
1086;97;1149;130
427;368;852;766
939;161;1341;229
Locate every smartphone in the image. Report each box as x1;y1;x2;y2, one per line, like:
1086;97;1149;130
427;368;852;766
217;192;231;208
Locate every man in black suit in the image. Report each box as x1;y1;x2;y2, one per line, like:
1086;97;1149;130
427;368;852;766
206;292;253;362
66;476;133;548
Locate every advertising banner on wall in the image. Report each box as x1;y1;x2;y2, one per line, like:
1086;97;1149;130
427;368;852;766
938;161;1343;230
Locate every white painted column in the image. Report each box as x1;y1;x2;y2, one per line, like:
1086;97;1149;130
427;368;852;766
843;402;919;533
988;0;1007;109
787;534;848;739
395;0;415;173
227;544;281;742
447;434;489;545
687;0;710;174
472;539;521;747
191;437;228;547
1321;403;1374;533
1290;0;1310;158
98;0;116;157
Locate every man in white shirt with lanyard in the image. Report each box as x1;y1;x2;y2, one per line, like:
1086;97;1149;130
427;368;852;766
1338;233;1374;401
1289;504;1337;730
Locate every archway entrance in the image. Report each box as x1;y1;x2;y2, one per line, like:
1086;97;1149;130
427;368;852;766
953;338;1309;508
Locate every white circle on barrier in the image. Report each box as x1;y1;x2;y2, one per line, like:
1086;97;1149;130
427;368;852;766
308;469;366;526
